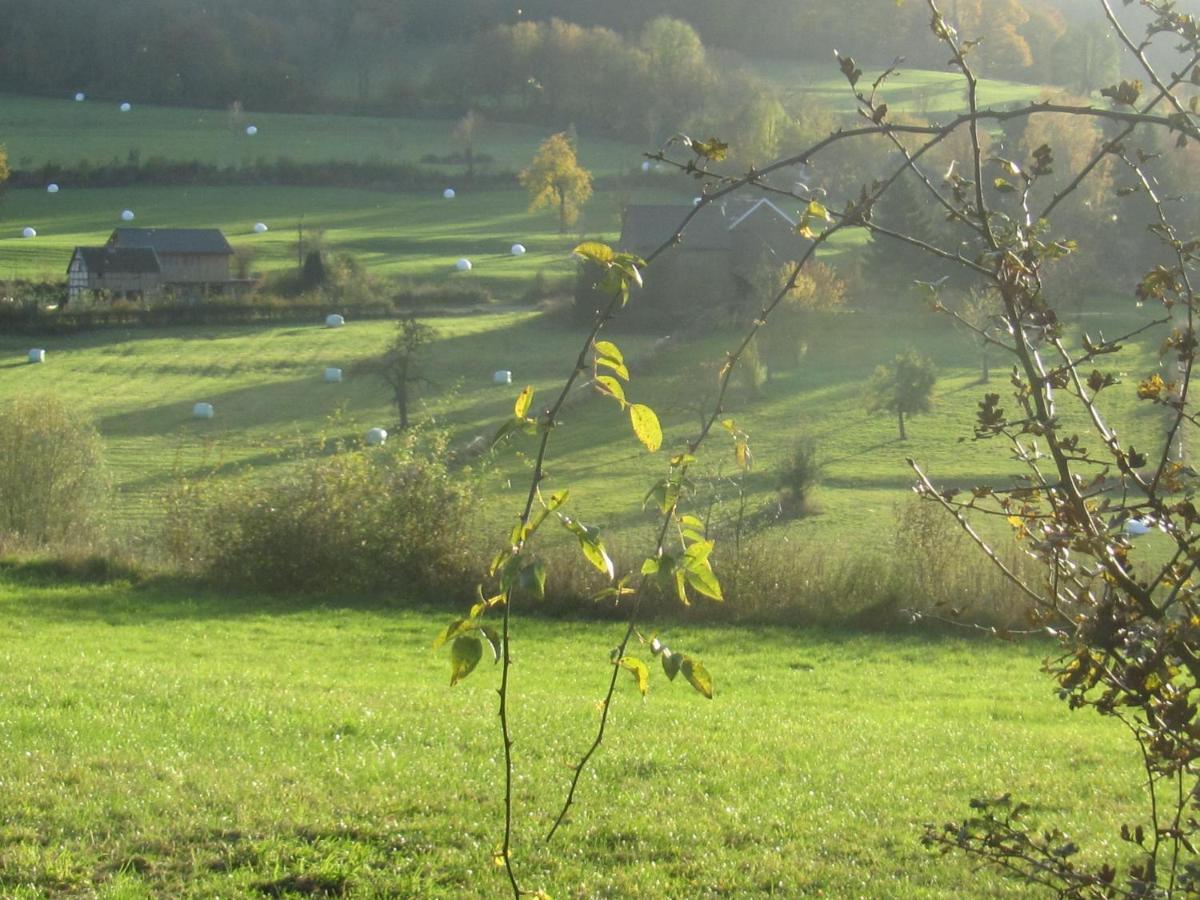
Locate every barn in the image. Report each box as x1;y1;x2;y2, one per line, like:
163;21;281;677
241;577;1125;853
588;197;806;324
107;228;235;291
68;228;240;304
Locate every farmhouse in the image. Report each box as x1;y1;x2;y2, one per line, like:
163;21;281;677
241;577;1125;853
607;197;805;323
68;228;239;304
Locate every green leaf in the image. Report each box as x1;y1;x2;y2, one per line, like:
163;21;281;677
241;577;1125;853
674;568;689;606
450;635;484;686
992;177;1016;194
573;241;615;264
518;559;547;601
643;478;678;514
433;618;472;651
641;557;661;576
594;375;627;406
684;564;724;602
593;340;623;366
514;385;534;419
614;259;643;289
491;417;520;448
580;536;615;581
564;517;615;580
479;626;502;663
681;656;713;699
630;404;663;452
662;650;682;680
498;554;522;593
618;656;650;697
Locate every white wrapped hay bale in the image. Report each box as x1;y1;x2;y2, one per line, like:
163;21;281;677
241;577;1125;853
21;227;36;238
121;209;135;221
119;101;132;112
74;92;85;102
493;370;512;385
1124;518;1152;536
510;243;526;256
455;258;472;272
324;367;343;383
245;125;258;136
46;183;59;194
27;349;45;364
193;402;214;419
253;222;268;233
366;427;387;446
443;188;456;199
324;314;345;328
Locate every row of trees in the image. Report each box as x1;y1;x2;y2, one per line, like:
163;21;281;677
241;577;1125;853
0;1;1120;116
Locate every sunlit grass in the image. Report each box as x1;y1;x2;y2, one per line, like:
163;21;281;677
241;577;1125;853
0;573;1143;898
0;93;642;176
0;289;1162;554
0;184;691;289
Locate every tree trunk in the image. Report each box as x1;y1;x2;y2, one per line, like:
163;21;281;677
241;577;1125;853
557;188;567;233
897;410;907;441
980;346;990;383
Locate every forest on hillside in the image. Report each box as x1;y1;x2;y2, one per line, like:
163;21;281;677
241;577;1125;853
0;0;1124;122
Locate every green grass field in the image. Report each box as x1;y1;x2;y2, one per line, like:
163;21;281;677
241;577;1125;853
0;184;696;289
749;60;1053;116
0;570;1141;898
0;292;1165;555
0;93;643;177
0;184;601;287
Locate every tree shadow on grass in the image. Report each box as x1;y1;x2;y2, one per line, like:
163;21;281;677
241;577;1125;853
0;568;449;625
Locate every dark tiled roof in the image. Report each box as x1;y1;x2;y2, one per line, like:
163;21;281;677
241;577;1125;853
109;228;233;255
72;246;161;275
619;204;730;254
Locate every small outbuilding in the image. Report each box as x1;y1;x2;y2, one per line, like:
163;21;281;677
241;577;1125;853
67;247;163;304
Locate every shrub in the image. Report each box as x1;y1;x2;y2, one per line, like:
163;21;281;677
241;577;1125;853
170;431;480;596
0;395;109;546
776;438;823;518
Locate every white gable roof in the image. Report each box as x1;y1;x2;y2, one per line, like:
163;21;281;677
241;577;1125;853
727;198;798;231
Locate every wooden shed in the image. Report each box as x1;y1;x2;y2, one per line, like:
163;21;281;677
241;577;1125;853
67;247;163;304
106;228;235;295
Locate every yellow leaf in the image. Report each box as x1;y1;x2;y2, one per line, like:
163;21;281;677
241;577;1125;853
572;241;614;264
514;385;534;419
629;403;662;452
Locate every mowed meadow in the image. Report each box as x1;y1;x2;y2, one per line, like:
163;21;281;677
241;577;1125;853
0;570;1143;898
0;66;1171;897
0;300;1169;551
